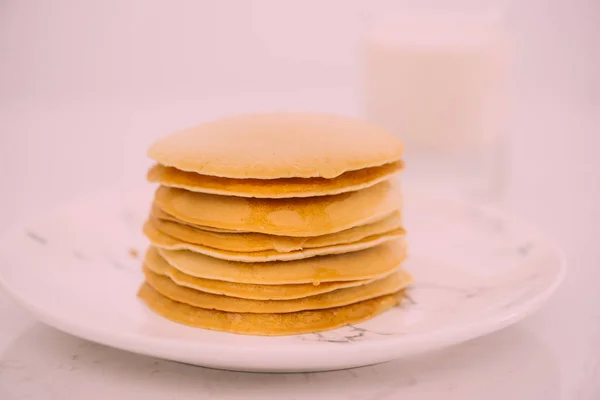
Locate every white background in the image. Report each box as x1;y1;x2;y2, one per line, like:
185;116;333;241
1;0;599;399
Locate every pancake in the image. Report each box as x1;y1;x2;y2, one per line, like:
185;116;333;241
144;249;383;300
150;206;403;253
144;218;405;262
144;266;412;313
147;161;404;198
153;205;249;233
152;203;298;248
147;112;403;180
154;180;401;237
156;239;407;285
138;283;405;335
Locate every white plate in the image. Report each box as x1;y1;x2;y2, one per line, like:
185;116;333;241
0;188;565;372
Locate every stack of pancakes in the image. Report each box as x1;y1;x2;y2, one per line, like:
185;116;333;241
138;113;411;335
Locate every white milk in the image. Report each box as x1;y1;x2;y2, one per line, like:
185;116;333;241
363;11;511;200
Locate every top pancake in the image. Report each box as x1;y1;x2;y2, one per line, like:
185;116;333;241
147;112;404;179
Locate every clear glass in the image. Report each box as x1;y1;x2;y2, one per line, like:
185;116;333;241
361;7;512;203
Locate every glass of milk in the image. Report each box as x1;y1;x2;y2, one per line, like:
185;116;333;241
363;9;512;202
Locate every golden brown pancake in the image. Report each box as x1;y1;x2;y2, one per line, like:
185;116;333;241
144;218;405;262
155;239;407;285
149;207;403;253
152;205;250;233
144;249;382;300
147;112;403;179
144;266;412;313
147;214;303;252
154;180;401;237
147;161;404;198
138;283;405;335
